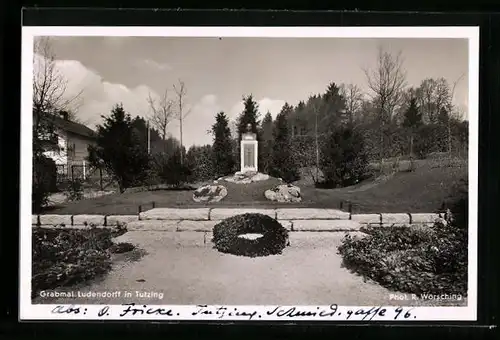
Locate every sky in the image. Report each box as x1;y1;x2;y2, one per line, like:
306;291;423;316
37;36;469;148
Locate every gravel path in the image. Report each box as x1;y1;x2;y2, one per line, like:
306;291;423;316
33;231;467;307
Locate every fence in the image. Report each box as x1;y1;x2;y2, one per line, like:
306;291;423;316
55;162;115;191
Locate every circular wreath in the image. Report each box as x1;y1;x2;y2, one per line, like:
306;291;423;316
212;213;289;257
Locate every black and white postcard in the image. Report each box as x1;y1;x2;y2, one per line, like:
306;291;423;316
21;26;478;321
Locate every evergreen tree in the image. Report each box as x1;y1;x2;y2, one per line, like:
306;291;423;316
402;96;423;162
260;111;274;174
236;94;261;140
320;126;368;188
211;111;236;177
235;95;261;170
87;104;150;193
402;97;423;130
270;104;300;183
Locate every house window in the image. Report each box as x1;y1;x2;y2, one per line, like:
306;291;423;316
67;142;76;157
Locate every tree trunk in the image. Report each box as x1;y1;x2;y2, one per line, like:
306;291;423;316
315;112;319;181
379;121;384;173
180;115;184;165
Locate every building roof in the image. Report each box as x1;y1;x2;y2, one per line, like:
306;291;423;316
47;115;97;139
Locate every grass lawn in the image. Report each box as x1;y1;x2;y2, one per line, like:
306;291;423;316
42;158;467;215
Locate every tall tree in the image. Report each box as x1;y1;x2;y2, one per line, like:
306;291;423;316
364;46;407;167
416;78;451;124
87;104;150;193
211;111;236;177
173;79;191;164
32;37;83;211
236;94;261;140
340;83;364;125
402;96;422;161
270;105;299;183
321;82;347;129
131;116;149;153
320;126;368;188
147;89;174;146
260;111;274;174
33;37;83;153
402;96;423;130
235;95;261;170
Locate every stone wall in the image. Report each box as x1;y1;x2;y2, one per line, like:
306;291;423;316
32;208;445;231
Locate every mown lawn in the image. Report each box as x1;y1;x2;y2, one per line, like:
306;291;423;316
42;158;467;215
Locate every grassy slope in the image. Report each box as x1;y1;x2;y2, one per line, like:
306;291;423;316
44;159;467;215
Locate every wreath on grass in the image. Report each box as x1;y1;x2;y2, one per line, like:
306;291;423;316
212;213;289;257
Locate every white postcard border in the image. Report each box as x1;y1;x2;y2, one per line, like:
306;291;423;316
20;26;479;322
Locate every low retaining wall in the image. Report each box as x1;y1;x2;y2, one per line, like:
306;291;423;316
32;208;445;231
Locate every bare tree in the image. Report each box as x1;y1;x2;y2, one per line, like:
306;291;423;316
147;89;174;143
447;73;466;155
416;78;451;124
172;79;192;164
340;83;364;125
33;37;83;149
364;46;407;167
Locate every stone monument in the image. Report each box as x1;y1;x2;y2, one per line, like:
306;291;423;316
240;123;258;173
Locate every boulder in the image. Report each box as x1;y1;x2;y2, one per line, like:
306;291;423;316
265;184;302;203
193;185;228;203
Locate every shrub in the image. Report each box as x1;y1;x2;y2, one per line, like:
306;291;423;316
185;145;216;183
212;213;289;257
445;177;468;230
64;178;84;201
32;154;58;213
32;228;117;297
338;210;468;295
151;151;192;187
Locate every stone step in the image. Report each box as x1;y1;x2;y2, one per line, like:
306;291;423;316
126;219;360;232
138;208;352;221
291;220;361;231
139;208;210;221
276;208;350;220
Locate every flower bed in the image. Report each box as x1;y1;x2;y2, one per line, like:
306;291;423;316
212;213;289;257
32;226;132;297
193;184;227;203
337;216;467;295
264;184;301;203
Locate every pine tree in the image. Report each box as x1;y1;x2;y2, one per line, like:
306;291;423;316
402;96;422;163
402;97;423;130
260;111;274;174
236;95;261;140
320;126;368;188
235;95;261;170
87;104;150;193
211;111;235;177
270;105;300;183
